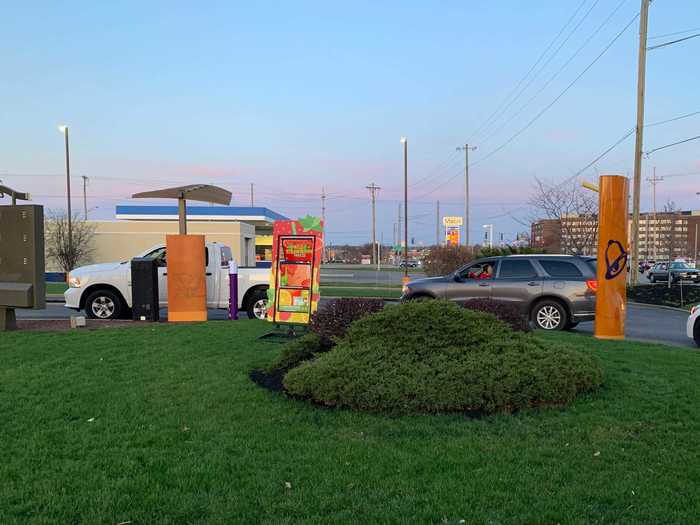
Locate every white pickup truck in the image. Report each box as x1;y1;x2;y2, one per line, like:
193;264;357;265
64;242;270;320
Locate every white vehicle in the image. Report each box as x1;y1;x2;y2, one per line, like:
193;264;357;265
687;305;700;347
65;242;270;320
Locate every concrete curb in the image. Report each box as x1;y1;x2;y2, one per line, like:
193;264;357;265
46;295;65;303
628;301;690;314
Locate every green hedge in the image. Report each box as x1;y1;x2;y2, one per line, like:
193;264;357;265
283;301;602;414
628;284;700;308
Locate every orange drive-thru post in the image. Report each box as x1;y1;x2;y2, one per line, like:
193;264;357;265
594;175;629;340
166;234;207;322
131;185;232;323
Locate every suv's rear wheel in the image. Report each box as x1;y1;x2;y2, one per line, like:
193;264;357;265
694;320;700;348
85;289;123;320
532;300;567;331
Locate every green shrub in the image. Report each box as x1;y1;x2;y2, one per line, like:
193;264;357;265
463;298;530;332
266;333;324;373
284;301;602;414
309;298;384;347
628;284;700;308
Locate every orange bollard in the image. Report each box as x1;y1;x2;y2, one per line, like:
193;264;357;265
594;175;629;340
166;234;207;322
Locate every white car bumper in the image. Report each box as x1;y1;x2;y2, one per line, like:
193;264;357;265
687;308;699;340
64;287;82;309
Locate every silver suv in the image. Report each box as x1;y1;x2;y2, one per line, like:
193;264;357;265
401;255;597;331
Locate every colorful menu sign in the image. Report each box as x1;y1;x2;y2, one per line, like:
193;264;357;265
446;226;460;246
267;216;324;324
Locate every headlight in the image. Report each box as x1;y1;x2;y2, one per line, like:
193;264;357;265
692;305;699;315
402;284;410;295
68;274;83;288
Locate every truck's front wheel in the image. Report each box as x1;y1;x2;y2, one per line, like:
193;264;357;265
246;289;268;320
85;289;123;320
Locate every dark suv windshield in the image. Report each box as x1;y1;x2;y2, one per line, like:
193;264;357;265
671;262;691;269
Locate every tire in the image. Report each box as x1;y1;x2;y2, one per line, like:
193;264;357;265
85;289;123;320
246;289;269;320
531;300;568;331
694;321;700;348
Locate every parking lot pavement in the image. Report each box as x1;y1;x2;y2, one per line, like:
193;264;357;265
574;303;694;348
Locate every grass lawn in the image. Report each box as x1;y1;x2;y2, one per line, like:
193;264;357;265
45;282;68;294
1;323;699;524
320;286;401;299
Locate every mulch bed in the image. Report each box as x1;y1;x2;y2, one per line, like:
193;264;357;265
15;319;142;332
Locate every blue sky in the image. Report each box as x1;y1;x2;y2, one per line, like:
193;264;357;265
1;0;699;245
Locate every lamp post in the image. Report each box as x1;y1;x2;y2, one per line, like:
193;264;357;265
58;125;72;253
401;137;408;284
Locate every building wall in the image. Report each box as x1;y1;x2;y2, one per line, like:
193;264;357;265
531;210;700;260
85;220;256;268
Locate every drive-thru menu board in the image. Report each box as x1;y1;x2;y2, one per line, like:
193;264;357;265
267;216;324;324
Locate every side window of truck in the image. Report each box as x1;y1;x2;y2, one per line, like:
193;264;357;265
220;246;233;268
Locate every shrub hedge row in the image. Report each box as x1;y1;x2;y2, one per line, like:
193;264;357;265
628;284;700;308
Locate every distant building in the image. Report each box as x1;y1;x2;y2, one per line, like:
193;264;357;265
115;205;287;262
531;210;700;260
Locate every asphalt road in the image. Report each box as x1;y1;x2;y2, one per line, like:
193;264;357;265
16;302;695;348
320;264;424;284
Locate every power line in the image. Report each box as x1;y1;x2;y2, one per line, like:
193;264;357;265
477;0;603;144
464;0;589;144
472;11;641;169
480;0;629;146
648;27;700;40
646;110;700;127
645;134;700;156
415;11;640;201
648;32;700;50
573;128;635;177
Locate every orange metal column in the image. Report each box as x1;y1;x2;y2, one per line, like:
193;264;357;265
166;234;207;322
594;175;629;340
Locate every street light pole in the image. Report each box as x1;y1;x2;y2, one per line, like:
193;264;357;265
457;144;476;246
59;125;73;252
401;137;408;283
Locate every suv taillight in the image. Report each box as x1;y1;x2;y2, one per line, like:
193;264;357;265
586;280;598;292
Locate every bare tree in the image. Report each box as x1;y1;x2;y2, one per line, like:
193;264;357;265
528;177;599;255
658;200;682;261
45;211;96;273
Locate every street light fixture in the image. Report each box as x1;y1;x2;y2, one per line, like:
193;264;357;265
401;137;408;283
58;124;72;254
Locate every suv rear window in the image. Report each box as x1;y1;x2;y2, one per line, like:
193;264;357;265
498;259;537;278
539;260;583;278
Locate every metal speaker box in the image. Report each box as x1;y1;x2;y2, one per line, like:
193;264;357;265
0;205;45;309
131;257;159;322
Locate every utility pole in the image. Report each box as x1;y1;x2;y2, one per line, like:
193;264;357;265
457;144;476;246
366;183;381;265
436;200;440;245
81;175;88;220
250;183;254;207
630;0;651;285
401;137;408;282
647;167;663;260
